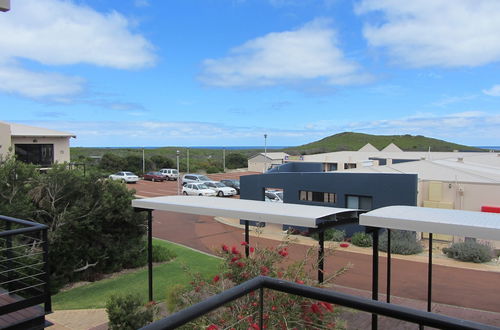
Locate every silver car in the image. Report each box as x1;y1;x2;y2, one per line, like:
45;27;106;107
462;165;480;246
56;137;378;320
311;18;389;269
182;174;212;186
109;171;139;183
205;181;237;197
182;183;216;196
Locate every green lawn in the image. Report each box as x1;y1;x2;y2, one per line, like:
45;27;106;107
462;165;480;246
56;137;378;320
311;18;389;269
52;239;221;310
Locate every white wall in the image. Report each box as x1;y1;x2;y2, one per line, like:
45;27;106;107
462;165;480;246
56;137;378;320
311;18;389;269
11;136;71;163
0;122;12;160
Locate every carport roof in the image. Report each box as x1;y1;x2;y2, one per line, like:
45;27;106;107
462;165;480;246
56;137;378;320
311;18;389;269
132;195;359;228
360;206;500;241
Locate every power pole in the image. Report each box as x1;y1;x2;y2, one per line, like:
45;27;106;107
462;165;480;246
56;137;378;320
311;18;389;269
223;148;226;172
264;134;268;173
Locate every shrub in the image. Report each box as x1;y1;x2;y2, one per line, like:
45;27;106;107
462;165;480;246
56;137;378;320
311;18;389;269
379;230;423;255
106;293;157;330
152;244;177;263
443;240;492;263
206;166;223;174
170;241;348;329
311;229;346;242
351;232;373;247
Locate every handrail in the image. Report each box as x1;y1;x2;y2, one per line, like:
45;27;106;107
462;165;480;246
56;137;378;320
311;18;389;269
142;276;498;330
0;214;48;238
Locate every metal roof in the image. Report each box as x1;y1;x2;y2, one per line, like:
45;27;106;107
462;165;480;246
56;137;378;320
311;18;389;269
5;122;76;138
345;158;500;184
360;206;500;240
132;196;359;228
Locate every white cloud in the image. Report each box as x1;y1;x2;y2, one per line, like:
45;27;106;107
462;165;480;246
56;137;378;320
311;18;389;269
483;85;500;97
134;0;150;8
0;0;156;99
431;95;476;107
0;61;84;98
0;0;155;69
356;0;500;67
199;19;371;88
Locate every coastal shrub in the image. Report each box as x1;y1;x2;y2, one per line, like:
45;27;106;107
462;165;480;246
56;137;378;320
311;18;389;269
152;244;177;263
351;232;373;247
106;293;157;330
0;158;148;291
206;166;223;174
443;241;492;263
311;229;346;242
170;241;347;329
379;230;423;255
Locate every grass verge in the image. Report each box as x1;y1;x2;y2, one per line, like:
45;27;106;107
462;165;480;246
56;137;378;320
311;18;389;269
52;239;221;310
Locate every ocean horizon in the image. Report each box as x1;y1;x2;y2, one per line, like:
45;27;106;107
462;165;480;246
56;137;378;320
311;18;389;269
74;145;500;150
77;146;291;150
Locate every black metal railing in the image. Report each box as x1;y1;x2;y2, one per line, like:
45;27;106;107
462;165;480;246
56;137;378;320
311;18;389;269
0;215;51;326
142;276;498;330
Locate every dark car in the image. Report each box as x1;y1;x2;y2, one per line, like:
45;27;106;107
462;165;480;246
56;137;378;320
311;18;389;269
143;171;166;182
220;179;240;194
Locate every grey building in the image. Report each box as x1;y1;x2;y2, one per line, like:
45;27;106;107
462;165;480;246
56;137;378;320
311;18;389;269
240;163;417;235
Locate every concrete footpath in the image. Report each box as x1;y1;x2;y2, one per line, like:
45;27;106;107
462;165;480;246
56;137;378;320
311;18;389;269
46;309;107;330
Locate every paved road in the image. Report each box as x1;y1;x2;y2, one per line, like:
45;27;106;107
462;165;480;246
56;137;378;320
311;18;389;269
129;172;500;326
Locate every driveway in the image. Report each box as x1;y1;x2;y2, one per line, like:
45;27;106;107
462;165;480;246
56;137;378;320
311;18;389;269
130;171;500;326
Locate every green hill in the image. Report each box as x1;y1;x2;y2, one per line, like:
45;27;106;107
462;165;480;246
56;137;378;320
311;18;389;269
285;132;483;154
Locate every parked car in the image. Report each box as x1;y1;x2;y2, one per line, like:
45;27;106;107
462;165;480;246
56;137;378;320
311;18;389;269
205;181;237;197
265;190;283;202
220;179;240;194
109;171;139;183
182;174;212;186
159;168;179;181
182;183;216;196
143;171;166;182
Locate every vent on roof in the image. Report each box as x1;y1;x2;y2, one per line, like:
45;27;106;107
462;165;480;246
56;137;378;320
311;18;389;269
457;157;464;162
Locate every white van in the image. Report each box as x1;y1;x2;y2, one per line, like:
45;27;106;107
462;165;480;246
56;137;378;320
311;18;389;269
159;168;179;181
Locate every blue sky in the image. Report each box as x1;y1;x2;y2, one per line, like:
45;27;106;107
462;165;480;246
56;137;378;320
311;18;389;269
1;0;500;147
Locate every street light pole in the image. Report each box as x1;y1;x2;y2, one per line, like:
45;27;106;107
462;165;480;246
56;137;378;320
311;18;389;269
264;134;268;173
176;150;180;195
187;147;190;173
223;148;226;173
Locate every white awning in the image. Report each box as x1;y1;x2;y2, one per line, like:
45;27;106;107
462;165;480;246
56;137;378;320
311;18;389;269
360;206;500;241
132;196;359;228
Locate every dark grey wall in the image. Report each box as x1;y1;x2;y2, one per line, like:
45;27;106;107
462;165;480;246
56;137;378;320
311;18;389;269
267;162;322;173
240;172;417;235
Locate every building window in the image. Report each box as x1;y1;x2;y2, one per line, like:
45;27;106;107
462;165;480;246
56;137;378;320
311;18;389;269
326;163;337;171
346;195;373;210
15;144;54;166
299;190;336;203
344;163;357;169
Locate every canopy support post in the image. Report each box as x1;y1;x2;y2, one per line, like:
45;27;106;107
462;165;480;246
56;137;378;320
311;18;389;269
318;230;324;283
427;233;433;312
245;220;250;257
387;229;391;303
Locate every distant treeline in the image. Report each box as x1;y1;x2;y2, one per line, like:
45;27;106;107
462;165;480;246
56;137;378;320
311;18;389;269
71;147;253;174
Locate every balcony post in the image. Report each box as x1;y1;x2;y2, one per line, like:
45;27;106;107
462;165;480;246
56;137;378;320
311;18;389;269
259;287;264;329
42;228;52;313
5;222;13;294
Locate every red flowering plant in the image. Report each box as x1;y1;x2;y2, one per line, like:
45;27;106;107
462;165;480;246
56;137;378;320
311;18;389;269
167;238;349;329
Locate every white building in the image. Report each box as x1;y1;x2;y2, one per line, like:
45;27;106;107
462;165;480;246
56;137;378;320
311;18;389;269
248;152;289;172
0;121;76;166
345;154;500;245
